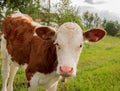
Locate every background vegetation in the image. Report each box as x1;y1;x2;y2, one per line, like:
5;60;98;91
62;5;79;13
0;0;120;91
82;11;120;36
1;0;120;37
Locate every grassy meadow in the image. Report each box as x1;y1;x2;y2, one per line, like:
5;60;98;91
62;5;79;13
0;36;120;91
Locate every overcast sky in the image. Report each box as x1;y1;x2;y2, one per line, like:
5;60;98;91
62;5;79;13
52;0;120;22
72;0;120;14
73;0;120;22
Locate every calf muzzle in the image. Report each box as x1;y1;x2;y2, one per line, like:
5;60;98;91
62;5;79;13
59;66;73;77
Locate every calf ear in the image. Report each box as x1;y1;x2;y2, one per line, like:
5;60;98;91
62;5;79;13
36;26;56;40
83;28;106;42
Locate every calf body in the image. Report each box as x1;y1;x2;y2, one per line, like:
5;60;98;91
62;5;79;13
1;12;58;91
1;12;106;91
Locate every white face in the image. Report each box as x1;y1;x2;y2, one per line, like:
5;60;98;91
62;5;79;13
55;22;84;77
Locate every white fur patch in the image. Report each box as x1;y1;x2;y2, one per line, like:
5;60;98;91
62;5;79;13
11;62;28;70
11;11;31;21
32;21;42;28
29;71;60;89
33;33;37;36
21;64;28;70
1;35;12;61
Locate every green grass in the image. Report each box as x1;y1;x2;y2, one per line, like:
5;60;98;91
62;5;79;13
0;36;120;91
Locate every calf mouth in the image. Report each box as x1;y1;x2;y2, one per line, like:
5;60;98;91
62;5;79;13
60;75;73;82
61;77;67;82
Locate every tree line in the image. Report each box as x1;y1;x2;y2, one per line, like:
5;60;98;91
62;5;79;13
82;11;120;37
0;0;120;37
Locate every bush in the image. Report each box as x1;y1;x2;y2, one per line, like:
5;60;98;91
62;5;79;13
116;30;120;37
103;20;120;36
82;11;102;29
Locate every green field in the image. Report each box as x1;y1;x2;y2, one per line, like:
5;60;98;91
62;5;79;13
0;36;120;91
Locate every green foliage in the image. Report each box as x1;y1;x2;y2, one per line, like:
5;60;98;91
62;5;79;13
0;0;6;29
82;11;102;29
54;0;83;27
0;0;83;28
7;0;40;20
116;30;120;37
0;0;41;30
0;9;4;30
103;20;120;36
0;0;40;20
38;6;51;25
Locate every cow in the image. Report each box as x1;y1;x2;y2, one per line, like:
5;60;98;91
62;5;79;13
1;11;106;91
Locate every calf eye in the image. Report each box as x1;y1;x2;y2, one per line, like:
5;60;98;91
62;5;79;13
80;44;82;48
55;43;59;46
55;43;61;49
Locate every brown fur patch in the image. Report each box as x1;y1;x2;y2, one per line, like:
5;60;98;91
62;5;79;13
2;16;35;64
2;15;57;82
26;37;57;81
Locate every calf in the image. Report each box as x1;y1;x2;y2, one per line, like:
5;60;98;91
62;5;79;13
1;12;106;91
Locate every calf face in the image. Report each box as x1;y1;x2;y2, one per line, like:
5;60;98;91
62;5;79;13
36;22;106;77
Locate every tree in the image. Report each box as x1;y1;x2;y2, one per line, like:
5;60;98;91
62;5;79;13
0;0;41;29
54;0;83;27
82;11;102;29
93;13;102;27
0;0;41;19
39;0;51;25
0;0;83;28
103;20;120;36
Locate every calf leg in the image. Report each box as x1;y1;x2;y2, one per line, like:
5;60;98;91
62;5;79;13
46;82;58;91
28;84;38;91
7;63;18;91
1;58;10;91
1;35;11;91
27;80;38;91
26;72;39;91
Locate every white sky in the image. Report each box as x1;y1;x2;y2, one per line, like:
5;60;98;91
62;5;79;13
52;0;120;13
72;0;120;14
52;0;120;22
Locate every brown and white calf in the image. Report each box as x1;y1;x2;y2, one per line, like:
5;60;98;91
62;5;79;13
1;12;106;91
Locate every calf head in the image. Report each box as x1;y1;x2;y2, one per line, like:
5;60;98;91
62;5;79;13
36;22;106;77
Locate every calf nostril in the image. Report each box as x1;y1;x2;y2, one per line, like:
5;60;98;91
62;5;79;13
59;66;73;74
60;66;63;72
69;67;73;73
